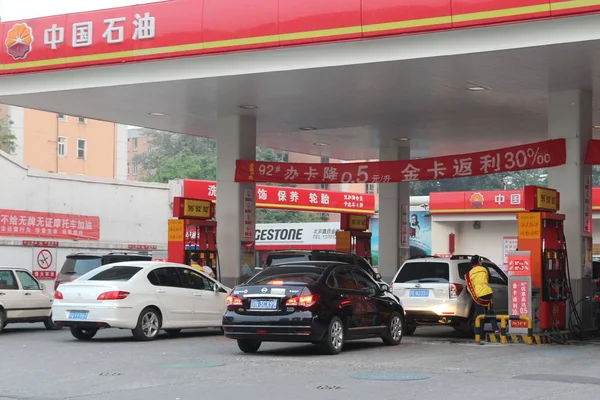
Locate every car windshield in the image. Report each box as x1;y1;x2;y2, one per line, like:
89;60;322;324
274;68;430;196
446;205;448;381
60;257;102;276
85;266;142;282
246;265;324;285
395;262;450;283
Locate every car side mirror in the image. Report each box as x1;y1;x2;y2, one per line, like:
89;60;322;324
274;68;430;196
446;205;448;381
379;283;390;293
375;273;382;281
40;283;46;290
213;284;220;292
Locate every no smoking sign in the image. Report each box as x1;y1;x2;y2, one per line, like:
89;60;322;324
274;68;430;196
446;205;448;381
32;247;57;280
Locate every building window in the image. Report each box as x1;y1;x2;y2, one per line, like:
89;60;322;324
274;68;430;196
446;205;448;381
132;161;138;176
77;117;88;124
133;137;138;152
57;114;67;122
57;136;67;157
320;183;329;190
77;139;87;159
127;162;130;176
366;183;375;194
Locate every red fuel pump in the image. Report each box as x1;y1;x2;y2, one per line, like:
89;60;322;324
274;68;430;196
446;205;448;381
168;197;220;279
336;213;373;265
516;186;568;331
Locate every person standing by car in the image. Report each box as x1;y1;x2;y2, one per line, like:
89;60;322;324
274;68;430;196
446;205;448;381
465;255;500;333
189;254;216;278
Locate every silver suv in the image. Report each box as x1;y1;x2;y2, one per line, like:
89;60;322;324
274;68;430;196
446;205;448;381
391;255;509;335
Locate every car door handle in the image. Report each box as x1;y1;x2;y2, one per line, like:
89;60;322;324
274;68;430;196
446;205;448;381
25;292;31;296
0;292;5;296
194;293;202;297
156;289;166;294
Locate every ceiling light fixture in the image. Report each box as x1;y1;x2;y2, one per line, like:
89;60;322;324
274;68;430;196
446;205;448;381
312;142;329;146
239;105;258;109
467;86;487;91
148;112;166;116
395;137;410;141
300;127;316;131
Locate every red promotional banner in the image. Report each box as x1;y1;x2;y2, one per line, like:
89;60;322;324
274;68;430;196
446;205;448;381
584;139;600;165
183;179;376;215
0;209;100;241
235;139;566;184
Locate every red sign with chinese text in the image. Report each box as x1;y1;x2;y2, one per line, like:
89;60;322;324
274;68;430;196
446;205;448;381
585;139;600;165
22;240;59;248
183;180;375;215
235;139;566;184
1;1;599;75
510;279;530;329
430;190;525;214
128;244;158;251
0;209;100;241
507;252;531;277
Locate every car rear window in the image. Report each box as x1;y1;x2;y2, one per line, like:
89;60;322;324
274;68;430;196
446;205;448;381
458;263;472;279
395;262;450;283
266;255;309;266
60;257;102;276
87;266;142;282
246;266;324;285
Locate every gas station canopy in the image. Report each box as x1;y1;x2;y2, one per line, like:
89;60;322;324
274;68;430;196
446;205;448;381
1;1;600;160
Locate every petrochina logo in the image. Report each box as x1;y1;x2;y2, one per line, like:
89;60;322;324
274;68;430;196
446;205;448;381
470;192;484;209
5;23;34;61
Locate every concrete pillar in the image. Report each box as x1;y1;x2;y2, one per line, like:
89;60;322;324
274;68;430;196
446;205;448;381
378;142;410;282
547;90;593;302
216;115;256;287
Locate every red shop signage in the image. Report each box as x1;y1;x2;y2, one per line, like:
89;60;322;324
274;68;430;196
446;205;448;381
183;180;375;215
510;280;530;329
235;139;566;184
0;209;100;241
430;190;525;214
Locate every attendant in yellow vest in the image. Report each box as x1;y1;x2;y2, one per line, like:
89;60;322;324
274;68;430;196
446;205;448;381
465;255;500;333
190;255;216;279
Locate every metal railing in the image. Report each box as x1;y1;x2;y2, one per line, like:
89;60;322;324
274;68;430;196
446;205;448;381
474;314;533;345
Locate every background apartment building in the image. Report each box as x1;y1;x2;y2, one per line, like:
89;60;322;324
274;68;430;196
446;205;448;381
1;105;128;179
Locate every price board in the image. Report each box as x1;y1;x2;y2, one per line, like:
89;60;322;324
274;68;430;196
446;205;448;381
173;197;214;220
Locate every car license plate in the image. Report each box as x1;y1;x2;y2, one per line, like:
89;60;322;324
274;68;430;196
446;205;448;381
409;290;429;297
68;311;89;320
250;299;278;309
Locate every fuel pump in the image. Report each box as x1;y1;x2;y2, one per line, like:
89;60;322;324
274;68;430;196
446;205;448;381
335;213;373;264
168;197;220;280
515;186;568;332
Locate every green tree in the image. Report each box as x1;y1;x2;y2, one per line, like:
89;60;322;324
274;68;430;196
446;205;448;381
134;129;323;223
0;115;16;155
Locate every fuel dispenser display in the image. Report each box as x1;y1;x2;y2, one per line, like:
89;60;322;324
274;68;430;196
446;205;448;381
511;186;570;336
168;197;220;279
335;214;372;265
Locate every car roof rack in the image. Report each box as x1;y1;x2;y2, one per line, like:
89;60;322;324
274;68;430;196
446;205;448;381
409;255;440;259
449;254;491;261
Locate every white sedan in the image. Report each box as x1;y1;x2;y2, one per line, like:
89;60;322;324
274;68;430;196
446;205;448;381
52;261;231;341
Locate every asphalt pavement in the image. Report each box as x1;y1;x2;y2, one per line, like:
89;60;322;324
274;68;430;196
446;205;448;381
1;324;600;400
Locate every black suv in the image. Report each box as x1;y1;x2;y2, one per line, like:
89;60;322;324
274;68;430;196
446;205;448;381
263;250;383;282
54;252;152;290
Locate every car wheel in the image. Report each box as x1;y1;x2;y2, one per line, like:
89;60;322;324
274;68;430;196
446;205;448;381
164;329;182;336
132;307;162;341
320;316;344;355
44;315;63;330
382;311;404;345
404;324;417;336
70;327;98;340
237;339;262;353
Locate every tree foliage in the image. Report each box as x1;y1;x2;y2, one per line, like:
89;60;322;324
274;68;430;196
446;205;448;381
134;129;322;223
0;115;16;155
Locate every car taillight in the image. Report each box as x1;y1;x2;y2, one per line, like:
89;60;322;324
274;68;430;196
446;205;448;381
97;291;130;300
285;295;319;308
54;290;63;300
449;283;464;299
226;295;243;306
